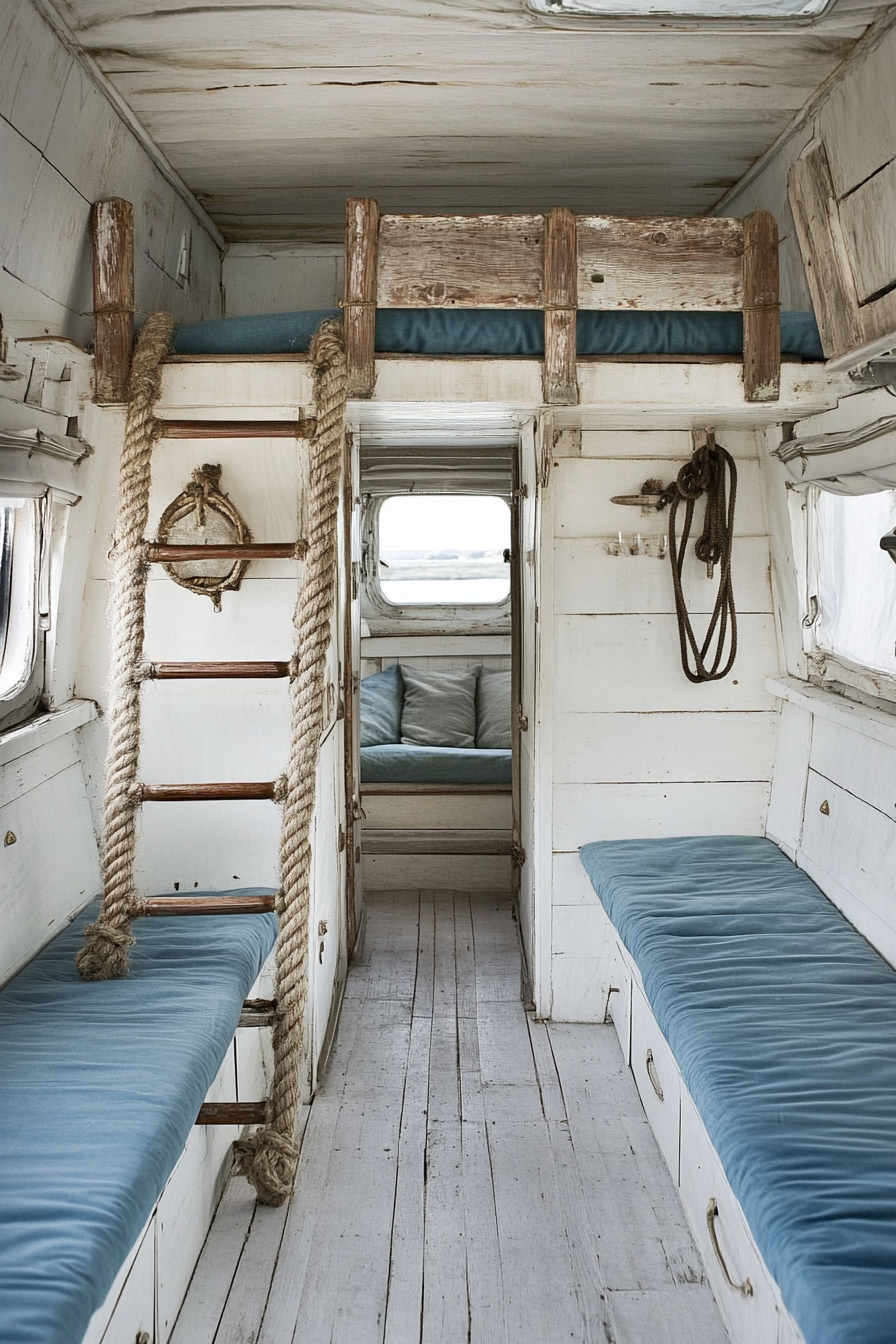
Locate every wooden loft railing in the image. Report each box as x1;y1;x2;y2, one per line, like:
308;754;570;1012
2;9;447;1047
344;199;781;406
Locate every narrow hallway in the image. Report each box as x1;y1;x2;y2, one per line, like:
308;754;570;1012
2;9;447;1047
173;891;728;1344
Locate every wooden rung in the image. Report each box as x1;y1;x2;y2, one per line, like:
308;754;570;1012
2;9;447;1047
196;1102;267;1126
239;997;279;1027
149;661;290;679
146;542;305;562
158;418;316;439
144;894;277;916
141;782;278;801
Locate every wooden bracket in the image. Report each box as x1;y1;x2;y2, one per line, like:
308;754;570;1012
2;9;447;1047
157;418;316;439
92;198;134;404
742;209;780;403
345;197;379;398
543;207;579;407
195;1102;267;1125
144;894;276;915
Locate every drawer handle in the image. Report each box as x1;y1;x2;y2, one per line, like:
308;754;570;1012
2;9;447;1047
706;1198;754;1298
645;1048;664;1102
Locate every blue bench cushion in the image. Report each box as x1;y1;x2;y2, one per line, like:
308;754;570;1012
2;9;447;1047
0;893;278;1344
172;309;824;359
361;743;511;784
579;836;896;1344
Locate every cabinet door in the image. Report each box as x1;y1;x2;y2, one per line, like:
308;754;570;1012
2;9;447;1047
606;941;631;1065
630;984;681;1182
99;1220;155;1344
679;1091;779;1344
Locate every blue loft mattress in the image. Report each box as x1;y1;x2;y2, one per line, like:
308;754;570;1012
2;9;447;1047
361;743;512;784
579;836;896;1344
0;894;278;1344
172;308;824;360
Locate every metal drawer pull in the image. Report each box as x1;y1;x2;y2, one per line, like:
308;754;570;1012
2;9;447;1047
645;1048;664;1102
706;1198;754;1297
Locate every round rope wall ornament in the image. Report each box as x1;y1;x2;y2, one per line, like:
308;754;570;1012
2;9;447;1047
156;463;251;611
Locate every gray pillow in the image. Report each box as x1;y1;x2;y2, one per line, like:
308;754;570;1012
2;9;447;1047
476;668;512;749
359;664;404;746
400;665;480;749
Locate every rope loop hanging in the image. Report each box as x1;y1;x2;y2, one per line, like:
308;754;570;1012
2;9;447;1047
235;317;347;1206
77;311;175;981
667;430;738;684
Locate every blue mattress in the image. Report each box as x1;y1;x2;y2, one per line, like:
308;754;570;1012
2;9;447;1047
361;743;511;784
0;894;278;1344
172;308;824;360
579;836;896;1344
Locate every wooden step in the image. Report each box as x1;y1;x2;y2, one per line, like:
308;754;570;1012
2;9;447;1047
195;1102;267;1126
141;782;279;802
146;542;306;562
149;661;290;679
158;417;316;439
144;894;276;916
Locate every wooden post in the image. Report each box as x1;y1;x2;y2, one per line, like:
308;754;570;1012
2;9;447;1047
543;208;578;406
344;197;379;398
742;209;780;403
787;141;863;360
92;198;134;404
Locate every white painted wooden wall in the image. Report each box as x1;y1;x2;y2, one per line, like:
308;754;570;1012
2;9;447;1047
547;426;780;1021
223;244;343;316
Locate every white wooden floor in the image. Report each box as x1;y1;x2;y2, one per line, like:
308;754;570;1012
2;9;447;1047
171;890;729;1344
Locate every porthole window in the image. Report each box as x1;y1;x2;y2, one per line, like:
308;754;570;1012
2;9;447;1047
0;496;43;728
375;495;511;608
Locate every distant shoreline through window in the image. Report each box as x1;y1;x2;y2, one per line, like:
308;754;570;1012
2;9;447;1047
378;495;511;607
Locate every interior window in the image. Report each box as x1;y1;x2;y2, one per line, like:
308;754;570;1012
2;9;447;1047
813;487;896;678
377;495;511;607
0;497;42;719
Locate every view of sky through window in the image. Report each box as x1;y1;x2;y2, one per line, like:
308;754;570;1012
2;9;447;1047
378;495;511;606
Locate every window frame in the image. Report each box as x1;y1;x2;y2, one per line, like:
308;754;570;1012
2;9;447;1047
526;0;836;21
362;493;513;626
0;495;47;732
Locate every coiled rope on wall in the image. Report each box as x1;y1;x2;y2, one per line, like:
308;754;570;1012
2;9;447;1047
236;318;347;1205
77;311;175;981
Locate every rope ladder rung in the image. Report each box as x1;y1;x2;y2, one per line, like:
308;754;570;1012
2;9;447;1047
158;418;316;439
196;1102;267;1126
148;661;290;680
146;542;306;562
140;782;280;802
144;894;276;916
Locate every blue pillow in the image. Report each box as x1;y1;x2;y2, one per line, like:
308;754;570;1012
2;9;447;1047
359;664;404;746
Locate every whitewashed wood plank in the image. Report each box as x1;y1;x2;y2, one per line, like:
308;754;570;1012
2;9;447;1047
158;362;314;415
364;853;512;891
422;1036;468;1344
608;1287;728;1344
817;23;896;199
765;700;812;857
383;1014;430;1344
362;793;512;831
552;458;768;539
0;1;71;150
96;1219;157;1344
553;781;770;851
553;536;773;616
809;714;896;822
4;161;92;313
840;158;896;305
577;215;743;312
551;851;603;906
168;1179;256;1344
213;1200;291;1344
552;711;777;785
82;1218;154;1344
579;429;759;461
0;119;41;262
554;614;779;714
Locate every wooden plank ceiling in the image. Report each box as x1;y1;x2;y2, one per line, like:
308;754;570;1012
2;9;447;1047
55;0;880;241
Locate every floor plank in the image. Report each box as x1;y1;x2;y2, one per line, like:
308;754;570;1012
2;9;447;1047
173;890;729;1344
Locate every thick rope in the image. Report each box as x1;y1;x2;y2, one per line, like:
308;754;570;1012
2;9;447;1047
667;431;738;683
77;313;175;980
235;318;347;1205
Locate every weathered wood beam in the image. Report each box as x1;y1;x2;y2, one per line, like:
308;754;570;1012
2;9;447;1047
376;214;545;308
788;140;864;361
92;198;134;404
742;209;780;403
543;207;578;406
196;1102;267;1125
140;782;279;801
157;418;316;439
144;895;276;916
345;196;379;398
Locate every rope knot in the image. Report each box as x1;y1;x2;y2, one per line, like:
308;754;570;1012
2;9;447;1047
272;775;289;805
233;1125;298;1206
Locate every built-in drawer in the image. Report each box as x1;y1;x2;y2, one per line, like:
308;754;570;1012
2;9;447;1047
605;938;632;1065
630;984;681;1181
679;1089;780;1344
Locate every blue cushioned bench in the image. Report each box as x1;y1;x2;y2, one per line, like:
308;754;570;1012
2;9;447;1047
0;893;278;1344
579;836;896;1344
360;743;512;784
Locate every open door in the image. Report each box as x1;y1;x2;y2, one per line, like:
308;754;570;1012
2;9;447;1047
512;417;540;1006
343;428;364;953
